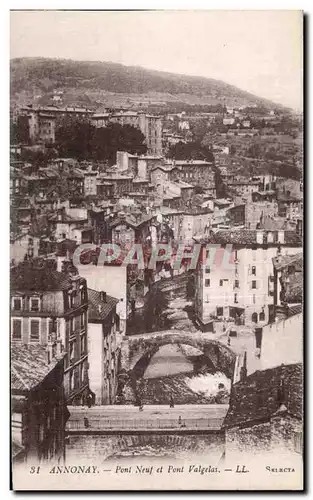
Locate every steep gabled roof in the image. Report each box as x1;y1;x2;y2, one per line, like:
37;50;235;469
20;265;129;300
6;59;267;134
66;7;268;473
11;344;64;392
223;363;303;429
87;288;118;322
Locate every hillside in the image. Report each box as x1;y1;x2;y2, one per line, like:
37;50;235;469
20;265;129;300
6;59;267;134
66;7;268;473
10;57;283;112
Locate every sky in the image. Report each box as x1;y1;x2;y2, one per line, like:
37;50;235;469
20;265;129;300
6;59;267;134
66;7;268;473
10;10;303;110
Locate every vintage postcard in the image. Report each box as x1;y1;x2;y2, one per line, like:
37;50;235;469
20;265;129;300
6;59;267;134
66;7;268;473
10;9;303;491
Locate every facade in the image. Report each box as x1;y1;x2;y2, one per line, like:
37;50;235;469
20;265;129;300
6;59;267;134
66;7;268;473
10;262;90;404
87;289;119;405
98;174;133;198
272;253;303;311
167;160;215;189
194;229;302;330
21;109;56;145
84;169;98;197
48;207;92;244
10;232;40;264
11;343;69;464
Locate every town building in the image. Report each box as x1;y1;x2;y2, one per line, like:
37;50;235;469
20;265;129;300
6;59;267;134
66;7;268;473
48;206;92;244
87;289;120;405
10;230;40;264
98;174;133;198
11;343;69;464
20;107;56;144
165;159;215;189
194;229;302;331
116;151;163;180
10;262;90;405
272;253;303;313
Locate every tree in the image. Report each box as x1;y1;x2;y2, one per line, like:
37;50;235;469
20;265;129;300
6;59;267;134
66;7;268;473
55;120;147;163
167;141;214;162
55;119;95;160
10;116;30;144
91;123;147;163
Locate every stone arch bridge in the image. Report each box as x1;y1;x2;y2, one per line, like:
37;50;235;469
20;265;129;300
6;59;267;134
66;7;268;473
120;330;236;379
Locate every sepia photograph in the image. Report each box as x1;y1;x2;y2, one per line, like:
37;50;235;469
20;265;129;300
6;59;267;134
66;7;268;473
9;9;303;491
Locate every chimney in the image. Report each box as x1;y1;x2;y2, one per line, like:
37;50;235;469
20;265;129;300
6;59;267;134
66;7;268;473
277;230;285;244
256;230;263;245
240;351;248;381
56;339;63;356
46;342;53;364
100;291;107;303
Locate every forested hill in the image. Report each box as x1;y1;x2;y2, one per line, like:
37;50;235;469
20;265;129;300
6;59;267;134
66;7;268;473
10;57;283;111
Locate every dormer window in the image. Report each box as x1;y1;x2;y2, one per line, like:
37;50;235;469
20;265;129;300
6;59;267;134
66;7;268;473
30;297;40;312
12;297;22;311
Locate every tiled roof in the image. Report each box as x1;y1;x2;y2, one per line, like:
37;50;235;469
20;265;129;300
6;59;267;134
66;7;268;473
195;230;302;247
87;288;118;321
287;304;303;317
286;275;303;304
272;252;303;271
12;440;25;459
11;263;83;292
48;212;87;223
223;363;303;428
11;344;64;392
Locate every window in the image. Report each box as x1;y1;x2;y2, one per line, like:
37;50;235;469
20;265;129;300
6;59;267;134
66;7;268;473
205;266;210;274
216;307;223;316
30;319;40;342
69;371;74;391
205;279;210;287
48;318;58;340
219;280;223;287
30;297;40;312
13;297;22;311
259;311;265;321
252;280;257;289
252;312;258;323
234;293;238;304
80;362;84;383
80;335;86;354
69;341;75;361
70;291;77;308
12;319;22;341
81;313;85;329
252;266;256;276
234;280;240;288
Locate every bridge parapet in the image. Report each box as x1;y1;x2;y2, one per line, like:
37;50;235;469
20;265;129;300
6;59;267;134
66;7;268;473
66;404;229;434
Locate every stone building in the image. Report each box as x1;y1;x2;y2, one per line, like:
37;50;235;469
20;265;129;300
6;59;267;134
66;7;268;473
194;229;302;331
87;289;120;404
11;343;69;464
10;262;90;404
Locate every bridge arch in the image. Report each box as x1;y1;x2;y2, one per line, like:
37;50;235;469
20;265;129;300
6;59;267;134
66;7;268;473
125;331;236;379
